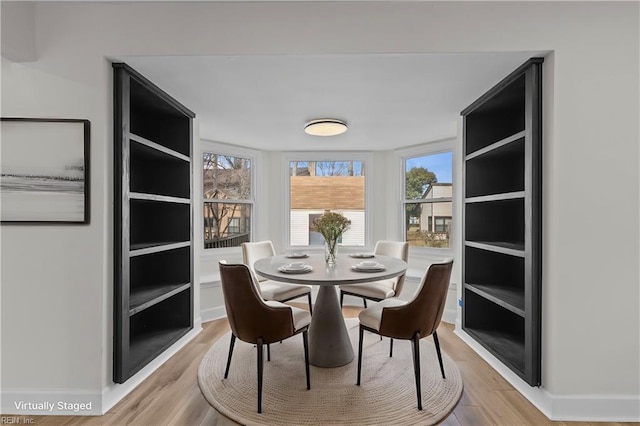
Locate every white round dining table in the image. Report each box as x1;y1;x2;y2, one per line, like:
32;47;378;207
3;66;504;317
253;253;407;367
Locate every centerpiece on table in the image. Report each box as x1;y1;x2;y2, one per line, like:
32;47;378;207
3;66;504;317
311;211;351;265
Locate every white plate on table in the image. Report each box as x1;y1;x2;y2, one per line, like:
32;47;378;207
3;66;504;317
285;252;309;259
278;264;313;274
351;261;385;272
349;253;375;258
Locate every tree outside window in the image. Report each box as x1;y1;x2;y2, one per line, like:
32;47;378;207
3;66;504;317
203;153;252;249
403;152;452;248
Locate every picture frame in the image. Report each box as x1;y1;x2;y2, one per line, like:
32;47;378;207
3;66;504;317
1;118;90;224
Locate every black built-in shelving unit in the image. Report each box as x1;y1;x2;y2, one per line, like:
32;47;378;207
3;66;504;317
113;63;195;383
461;58;543;386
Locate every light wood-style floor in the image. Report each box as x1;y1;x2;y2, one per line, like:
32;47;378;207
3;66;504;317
24;305;634;426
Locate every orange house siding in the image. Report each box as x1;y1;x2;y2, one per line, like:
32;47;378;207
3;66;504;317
290;176;365;210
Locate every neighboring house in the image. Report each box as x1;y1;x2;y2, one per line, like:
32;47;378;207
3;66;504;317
290;175;365;246
419;183;452;234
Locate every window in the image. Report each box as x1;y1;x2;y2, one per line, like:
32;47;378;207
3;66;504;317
403;151;453;248
203;153;252;249
289;160;366;247
228;217;240;234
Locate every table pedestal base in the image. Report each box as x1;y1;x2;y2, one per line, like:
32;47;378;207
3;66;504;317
308;285;354;367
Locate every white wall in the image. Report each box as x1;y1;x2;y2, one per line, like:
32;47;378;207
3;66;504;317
0;1;637;420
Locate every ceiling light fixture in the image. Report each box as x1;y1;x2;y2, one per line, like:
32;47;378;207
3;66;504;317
304;119;348;137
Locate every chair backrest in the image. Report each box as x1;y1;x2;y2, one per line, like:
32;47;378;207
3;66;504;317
241;240;276;282
379;259;453;340
374;240;409;296
219;261;295;343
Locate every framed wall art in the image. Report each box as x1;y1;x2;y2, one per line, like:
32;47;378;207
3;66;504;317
1;118;90;224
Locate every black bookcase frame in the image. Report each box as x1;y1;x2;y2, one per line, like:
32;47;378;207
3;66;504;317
113;63;195;383
461;58;543;386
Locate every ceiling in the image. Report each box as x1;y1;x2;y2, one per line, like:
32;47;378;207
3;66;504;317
119;52;542;151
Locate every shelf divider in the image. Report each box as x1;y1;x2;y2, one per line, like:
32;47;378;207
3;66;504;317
465;241;524;257
465;283;525;316
465;130;525;161
129;283;191;316
130;132;190;162
130;192;190;204
130;241;191;257
465;191;525;204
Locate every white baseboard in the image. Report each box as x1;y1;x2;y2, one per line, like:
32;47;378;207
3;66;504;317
101;321;202;414
454;327;640;422
200;305;226;323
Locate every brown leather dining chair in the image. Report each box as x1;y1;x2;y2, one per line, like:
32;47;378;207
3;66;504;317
219;261;311;413
339;240;409;308
242;240;314;314
356;258;453;411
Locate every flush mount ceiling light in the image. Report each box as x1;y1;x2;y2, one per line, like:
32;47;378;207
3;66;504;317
304;119;348;136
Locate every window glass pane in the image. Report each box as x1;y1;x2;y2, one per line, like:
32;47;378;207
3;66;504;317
405;152;452;200
203;202;251;248
289;160;365;246
405;202;452;248
203;154;251;200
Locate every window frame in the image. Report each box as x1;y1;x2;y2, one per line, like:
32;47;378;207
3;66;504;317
283;152;373;252
397;139;456;257
201;140;258;257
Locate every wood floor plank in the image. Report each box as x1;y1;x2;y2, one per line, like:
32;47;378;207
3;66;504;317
18;305;632;426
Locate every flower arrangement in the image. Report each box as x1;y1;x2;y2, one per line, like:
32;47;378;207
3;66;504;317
312;212;351;264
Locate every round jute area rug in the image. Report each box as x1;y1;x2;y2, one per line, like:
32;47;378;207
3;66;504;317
198;319;463;425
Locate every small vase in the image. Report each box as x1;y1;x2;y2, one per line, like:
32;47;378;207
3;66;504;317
324;239;337;265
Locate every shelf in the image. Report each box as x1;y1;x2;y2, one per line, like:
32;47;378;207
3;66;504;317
128;326;191;376
465;283;524;316
464;74;526;155
114;63;194;384
130;141;190;199
130;192;190;204
465;130;525;161
465;136;525;198
129;283;191;315
464;327;525;376
462;58;542;387
465;241;524;257
465;191;524;203
465;198;524;245
130;133;190;163
130;241;190;256
130;199;190;247
129;76;193;157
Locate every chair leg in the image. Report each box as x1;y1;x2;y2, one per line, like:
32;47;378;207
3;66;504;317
302;330;310;390
363;298;367;308
257;338;264;413
411;332;423;411
340;291;344;308
433;331;446;379
224;334;236;379
307;293;313;315
389;338;394;357
267;343;271;362
356;325;364;386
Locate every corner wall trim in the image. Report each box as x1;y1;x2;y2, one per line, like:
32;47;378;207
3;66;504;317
454;328;640;422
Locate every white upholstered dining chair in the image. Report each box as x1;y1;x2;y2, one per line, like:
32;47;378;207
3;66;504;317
242;240;314;314
339;240;409;308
